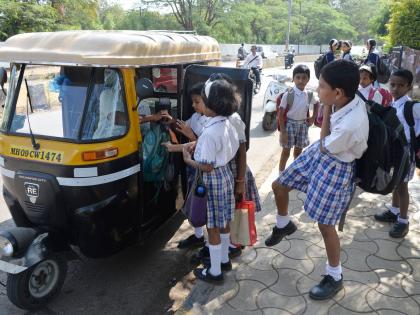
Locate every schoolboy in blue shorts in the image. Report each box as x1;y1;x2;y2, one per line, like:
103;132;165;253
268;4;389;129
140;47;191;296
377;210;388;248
374;69;420;238
265;60;369;300
278;64;319;171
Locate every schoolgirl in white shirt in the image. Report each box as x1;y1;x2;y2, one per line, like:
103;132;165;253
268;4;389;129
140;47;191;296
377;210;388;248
182;78;239;283
374;69;420;238
266;60;369;300
358;64;384;105
278;64;319;171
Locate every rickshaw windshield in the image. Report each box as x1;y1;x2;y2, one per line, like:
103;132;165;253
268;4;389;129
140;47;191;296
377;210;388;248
0;65;128;142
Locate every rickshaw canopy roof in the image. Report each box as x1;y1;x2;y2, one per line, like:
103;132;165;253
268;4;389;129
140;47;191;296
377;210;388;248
0;31;221;67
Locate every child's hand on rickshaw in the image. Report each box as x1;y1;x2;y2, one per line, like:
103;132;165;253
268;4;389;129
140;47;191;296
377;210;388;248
176;119;196;140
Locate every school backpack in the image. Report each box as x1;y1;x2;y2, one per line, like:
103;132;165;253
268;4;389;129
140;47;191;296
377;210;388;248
376;56;391;84
142;124;170;182
403;100;420;168
368;87;393;107
355;91;410;195
314;54;327;79
276;88;313;131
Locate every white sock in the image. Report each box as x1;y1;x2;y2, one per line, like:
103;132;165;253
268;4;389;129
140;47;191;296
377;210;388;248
398;215;409;225
326;262;342;281
220;233;230;264
276;214;290;229
209;244;222;276
194;227;204;238
390;206;400;215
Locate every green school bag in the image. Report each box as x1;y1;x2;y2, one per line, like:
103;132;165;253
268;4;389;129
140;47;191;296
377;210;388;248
142;124;170;182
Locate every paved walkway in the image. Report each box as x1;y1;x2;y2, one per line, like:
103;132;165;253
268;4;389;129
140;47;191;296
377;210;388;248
177;128;420;315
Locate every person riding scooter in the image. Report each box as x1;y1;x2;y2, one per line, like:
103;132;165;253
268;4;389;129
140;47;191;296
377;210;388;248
284;48;295;69
242;45;263;90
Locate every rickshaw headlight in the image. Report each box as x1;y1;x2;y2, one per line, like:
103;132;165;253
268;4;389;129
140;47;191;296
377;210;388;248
0;235;14;257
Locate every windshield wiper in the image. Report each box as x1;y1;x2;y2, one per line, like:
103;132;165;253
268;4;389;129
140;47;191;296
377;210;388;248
24;78;40;150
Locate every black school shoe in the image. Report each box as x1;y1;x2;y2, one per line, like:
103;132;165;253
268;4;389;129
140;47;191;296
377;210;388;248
374;210;398;223
203;260;232;272
309;275;343;300
194;268;223;284
265;221;297;246
389;222;409;238
177;234;205;249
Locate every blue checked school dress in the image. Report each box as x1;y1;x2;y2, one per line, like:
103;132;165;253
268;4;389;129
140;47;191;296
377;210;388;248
228;159;262;212
282;118;309;149
194;116;239;229
277;140;356;225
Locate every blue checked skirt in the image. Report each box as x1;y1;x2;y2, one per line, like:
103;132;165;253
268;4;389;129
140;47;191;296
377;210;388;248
228;159;262;212
201;165;236;228
277;141;355;225
281;119;309;149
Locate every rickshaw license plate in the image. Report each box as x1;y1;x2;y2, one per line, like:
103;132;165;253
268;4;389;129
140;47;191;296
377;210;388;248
10;146;63;163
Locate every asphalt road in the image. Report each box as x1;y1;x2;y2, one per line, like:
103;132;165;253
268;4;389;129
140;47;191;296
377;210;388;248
0;61;318;315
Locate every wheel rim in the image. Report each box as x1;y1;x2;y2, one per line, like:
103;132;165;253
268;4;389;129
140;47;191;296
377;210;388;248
28;260;60;298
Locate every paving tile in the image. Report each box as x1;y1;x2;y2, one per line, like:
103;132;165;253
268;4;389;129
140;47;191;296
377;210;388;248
305;258;330;283
341;239;378;254
306;244;326;259
286;228;323;245
205;272;239;308
240;247;258;264
235;264;278;287
373;239;403;261
301;297;337;315
377;310;407;315
396;242;420;259
366;255;412;276
341;248;372;272
227;280;266;311
212;304;263;315
401;276;420;295
374;270;408;297
405;258;420;281
282;239;313;260
341;267;379;288
262;308;294;315
364;228;396;241
334;281;373;312
258;288;306;314
329;303;376;315
247;248;281;271
268;268;307;297
365;290;420;314
272;253;315;275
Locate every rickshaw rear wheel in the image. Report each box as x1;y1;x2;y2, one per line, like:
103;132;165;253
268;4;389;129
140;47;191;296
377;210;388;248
6;254;67;310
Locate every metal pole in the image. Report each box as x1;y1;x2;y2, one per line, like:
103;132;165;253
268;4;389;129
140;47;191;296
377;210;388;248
286;0;292;50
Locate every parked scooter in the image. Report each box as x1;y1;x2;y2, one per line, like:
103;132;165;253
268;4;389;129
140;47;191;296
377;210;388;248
262;74;290;131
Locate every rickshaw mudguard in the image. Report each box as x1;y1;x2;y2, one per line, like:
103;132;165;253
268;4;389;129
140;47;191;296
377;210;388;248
0;231;77;274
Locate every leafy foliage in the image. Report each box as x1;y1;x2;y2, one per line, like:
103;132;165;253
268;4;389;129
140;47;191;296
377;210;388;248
0;0;415;48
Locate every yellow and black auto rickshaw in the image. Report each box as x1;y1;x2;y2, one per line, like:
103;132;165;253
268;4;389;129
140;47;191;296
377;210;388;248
0;30;253;310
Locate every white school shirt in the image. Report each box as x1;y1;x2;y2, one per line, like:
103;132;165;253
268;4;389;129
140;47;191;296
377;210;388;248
323;95;369;162
186;112;209;137
392;95;420;143
194;116;239;167
279;86;319;120
243;53;263;69
229;113;246;143
358;84;383;105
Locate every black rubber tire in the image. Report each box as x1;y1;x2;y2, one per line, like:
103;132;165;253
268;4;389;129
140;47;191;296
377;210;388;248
262;112;276;131
6;255;67;311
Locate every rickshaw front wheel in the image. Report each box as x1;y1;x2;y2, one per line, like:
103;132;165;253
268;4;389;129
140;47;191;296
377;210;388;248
6;254;67;310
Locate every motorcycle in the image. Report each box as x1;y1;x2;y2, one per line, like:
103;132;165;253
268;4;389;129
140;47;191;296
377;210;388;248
262;74;290;131
284;52;294;69
236;60;261;95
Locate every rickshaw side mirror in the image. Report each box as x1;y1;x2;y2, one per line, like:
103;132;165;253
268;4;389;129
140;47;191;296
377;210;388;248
135;78;154;107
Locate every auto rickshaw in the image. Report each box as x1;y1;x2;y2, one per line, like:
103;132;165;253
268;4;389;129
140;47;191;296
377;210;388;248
0;30;253;310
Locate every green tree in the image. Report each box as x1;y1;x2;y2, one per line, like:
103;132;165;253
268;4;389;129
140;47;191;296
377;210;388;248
387;0;420;49
0;0;58;40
